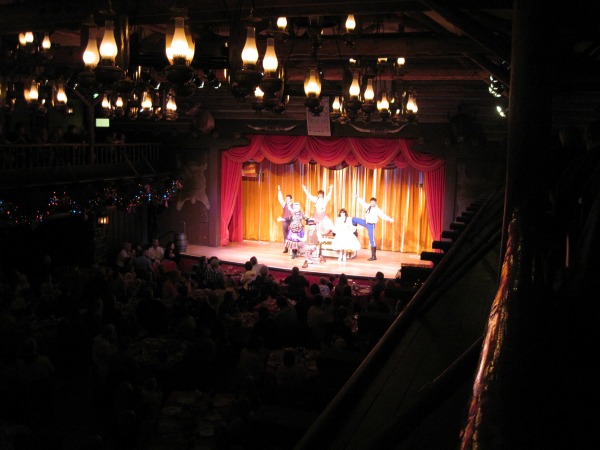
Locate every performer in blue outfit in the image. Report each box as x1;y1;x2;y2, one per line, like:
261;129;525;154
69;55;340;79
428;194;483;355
352;196;394;261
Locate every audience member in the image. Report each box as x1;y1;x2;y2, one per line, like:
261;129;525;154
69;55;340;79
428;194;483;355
164;240;180;264
239;261;256;290
204;257;225;289
133;245;153;281
306;294;330;348
325;306;355;350
318;277;331;298
275;349;307;404
250;256;266;277
273;295;299;347
283;266;309;301
251;306;279;350
333;273;349;299
191;256;208;288
147;239;164;262
555;117;600;268
63;124;84;143
371;271;386;302
8;122;29;144
253;265;280;300
92;324;118;381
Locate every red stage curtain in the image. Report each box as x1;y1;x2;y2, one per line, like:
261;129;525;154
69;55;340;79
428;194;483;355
221;135;444;247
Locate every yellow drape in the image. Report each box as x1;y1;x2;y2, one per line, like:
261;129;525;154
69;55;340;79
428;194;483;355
242;160;432;253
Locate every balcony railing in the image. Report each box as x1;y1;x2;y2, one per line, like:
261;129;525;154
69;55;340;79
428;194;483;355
0;142;165;188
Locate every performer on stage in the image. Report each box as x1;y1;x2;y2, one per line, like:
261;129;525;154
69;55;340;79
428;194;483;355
277;185;294;253
302;184;334;260
301;218;325;268
278;202;308;260
302;184;333;225
352;196;394;261
331;208;362;261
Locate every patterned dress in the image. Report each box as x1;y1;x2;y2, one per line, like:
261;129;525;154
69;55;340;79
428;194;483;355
285;211;308;251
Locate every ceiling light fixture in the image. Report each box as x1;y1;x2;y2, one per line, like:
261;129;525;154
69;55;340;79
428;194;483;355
164;11;196;87
232;25;263;98
93;19;125;86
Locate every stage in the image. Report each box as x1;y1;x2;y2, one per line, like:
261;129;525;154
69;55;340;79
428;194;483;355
180;240;432;280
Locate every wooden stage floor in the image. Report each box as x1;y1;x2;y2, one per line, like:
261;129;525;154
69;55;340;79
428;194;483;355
181;240;432;280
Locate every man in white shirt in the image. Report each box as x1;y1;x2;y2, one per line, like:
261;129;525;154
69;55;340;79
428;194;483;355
352;196;394;261
147;238;165;262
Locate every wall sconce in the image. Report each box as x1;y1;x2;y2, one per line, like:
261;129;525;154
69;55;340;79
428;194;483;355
97;215;110;226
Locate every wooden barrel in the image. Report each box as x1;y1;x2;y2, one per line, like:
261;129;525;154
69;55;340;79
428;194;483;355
174;232;188;253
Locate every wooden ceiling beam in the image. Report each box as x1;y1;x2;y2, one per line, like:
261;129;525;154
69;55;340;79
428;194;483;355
419;0;512;62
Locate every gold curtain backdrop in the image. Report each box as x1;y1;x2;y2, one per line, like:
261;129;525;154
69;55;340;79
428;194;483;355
242;159;432;253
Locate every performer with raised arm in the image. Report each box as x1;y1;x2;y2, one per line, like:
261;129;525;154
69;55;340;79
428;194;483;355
277;185;294;253
302;184;334;261
352;196;394;261
302;183;334;225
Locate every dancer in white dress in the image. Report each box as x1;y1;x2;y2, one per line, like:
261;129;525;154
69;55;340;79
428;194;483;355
331;208;361;261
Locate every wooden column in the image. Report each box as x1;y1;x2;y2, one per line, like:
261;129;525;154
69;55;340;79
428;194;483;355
206;145;222;247
503;1;554;256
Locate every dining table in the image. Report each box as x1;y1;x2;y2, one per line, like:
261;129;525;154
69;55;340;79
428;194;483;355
150;390;237;449
265;347;320;378
349;280;373;311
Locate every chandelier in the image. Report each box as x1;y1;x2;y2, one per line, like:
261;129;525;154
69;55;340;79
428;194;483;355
77;13;126;91
330;59;418;131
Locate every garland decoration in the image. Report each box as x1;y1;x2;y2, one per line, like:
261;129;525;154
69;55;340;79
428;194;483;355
0;178;183;225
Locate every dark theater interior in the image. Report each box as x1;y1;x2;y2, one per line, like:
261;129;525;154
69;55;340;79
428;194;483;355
0;1;599;449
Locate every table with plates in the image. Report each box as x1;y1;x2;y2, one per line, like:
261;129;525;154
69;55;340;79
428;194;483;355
265;347;320;378
129;336;187;371
152;390;237;449
349;281;372;311
253;297;297;314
